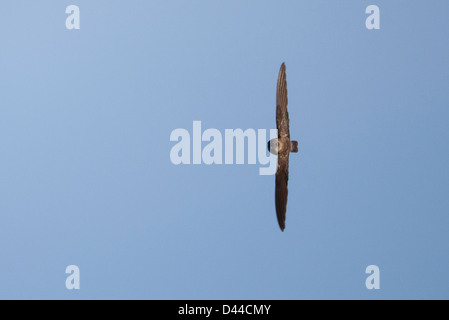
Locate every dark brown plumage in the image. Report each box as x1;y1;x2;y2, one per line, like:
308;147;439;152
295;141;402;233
273;63;298;231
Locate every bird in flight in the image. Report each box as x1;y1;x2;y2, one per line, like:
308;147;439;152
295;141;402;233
267;63;298;231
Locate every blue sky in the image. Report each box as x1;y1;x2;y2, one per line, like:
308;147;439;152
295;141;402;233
0;1;448;299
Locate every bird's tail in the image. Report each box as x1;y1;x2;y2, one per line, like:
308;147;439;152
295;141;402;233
290;141;298;153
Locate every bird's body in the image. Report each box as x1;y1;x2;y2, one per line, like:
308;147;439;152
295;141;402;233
267;63;298;231
268;137;298;155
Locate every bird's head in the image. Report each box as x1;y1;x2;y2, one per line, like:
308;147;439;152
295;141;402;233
268;138;279;155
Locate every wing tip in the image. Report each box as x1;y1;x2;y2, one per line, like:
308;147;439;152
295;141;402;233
278;220;285;231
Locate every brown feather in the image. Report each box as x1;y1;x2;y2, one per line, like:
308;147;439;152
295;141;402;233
275;154;289;231
276;63;290;139
274;63;292;231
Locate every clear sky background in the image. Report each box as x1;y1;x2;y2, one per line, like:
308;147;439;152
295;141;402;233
0;1;448;299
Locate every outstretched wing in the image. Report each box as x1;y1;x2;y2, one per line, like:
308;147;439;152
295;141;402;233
275;153;289;231
276;63;290;138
